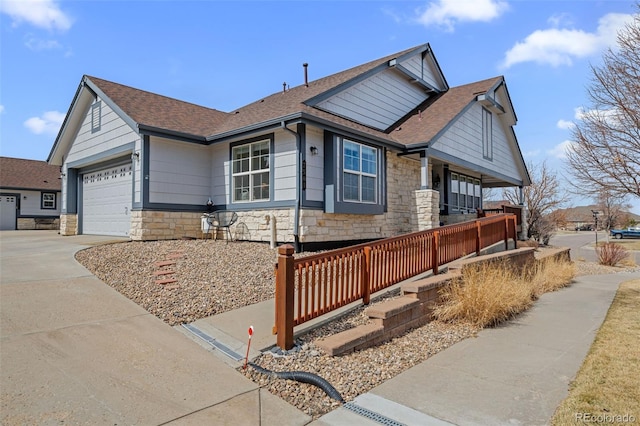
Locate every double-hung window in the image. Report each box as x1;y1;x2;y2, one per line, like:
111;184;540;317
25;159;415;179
232;139;270;202
41;192;56;209
343;140;377;203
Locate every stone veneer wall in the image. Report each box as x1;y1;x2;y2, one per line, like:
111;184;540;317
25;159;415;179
128;209;295;242
128;153;440;243
59;214;78;236
299;153;439;243
17;218;60;230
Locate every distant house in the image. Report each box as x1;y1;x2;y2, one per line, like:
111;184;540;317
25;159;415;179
48;43;530;250
0;157;62;230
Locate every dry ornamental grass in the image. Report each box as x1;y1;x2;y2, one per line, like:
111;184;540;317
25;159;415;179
433;257;576;328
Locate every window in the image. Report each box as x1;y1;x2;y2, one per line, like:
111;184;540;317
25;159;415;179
343;140;377;203
91;101;101;133
41;192;56;209
450;173;459;211
450;173;481;212
482;108;492;160
232;139;270;202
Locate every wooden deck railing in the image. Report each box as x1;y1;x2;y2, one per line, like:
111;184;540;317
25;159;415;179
274;214;517;349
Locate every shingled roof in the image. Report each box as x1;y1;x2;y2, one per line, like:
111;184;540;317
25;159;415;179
0;157;62;191
209;45;422;142
390;76;503;146
85;45;427;145
86;76;230;138
81;46;506;151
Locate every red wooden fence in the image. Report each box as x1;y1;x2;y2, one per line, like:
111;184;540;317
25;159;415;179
274;214;517;349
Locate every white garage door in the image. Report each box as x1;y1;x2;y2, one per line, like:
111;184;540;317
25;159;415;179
82;163;132;236
0;195;17;230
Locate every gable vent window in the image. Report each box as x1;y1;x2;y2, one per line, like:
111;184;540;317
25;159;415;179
482;107;493;161
91;101;102;133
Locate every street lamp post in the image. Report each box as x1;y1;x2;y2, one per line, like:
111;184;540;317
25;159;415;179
591;210;600;247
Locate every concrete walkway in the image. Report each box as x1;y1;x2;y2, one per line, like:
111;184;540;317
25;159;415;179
0;230;311;425
3;231;637;425
312;271;639;426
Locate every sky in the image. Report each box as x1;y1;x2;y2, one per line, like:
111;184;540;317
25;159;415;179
1;0;638;214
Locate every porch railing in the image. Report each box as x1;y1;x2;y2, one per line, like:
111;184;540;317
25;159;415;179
274;214;517;349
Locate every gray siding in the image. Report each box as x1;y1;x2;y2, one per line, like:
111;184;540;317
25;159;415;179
305;126;324;202
66;99;137;163
148;137;211;205
430;103;520;181
13;190;61;216
64;99;138;212
211;129;297;206
316;69;428;130
273;129;297;201
399;55;443;91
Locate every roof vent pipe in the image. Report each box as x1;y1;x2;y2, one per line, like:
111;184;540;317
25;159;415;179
283;82;287;93
303;63;308;87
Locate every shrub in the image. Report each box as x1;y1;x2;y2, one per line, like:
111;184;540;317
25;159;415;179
530;257;576;296
596;243;629;266
433;261;534;328
434;256;576;328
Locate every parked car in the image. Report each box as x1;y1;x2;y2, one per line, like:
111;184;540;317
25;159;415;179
575;224;593;231
609;227;640;239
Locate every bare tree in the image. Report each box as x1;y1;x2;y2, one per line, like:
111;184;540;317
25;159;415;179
565;6;640;200
504;161;570;242
595;188;631;231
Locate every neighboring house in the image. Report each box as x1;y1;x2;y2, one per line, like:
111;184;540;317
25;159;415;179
556;205;640;230
0;157;62;230
48;43;530;250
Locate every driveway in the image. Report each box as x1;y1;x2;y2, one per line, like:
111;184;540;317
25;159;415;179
0;231;309;425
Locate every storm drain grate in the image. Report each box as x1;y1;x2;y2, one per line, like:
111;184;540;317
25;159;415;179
343;402;407;426
181;323;244;361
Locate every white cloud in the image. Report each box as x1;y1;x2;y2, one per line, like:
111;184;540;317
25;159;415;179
24;111;65;135
415;0;508;32
501;12;634;68
0;105;5;114
547;140;575;159
24;34;61;51
523;149;541;158
556;119;575;130
0;0;72;31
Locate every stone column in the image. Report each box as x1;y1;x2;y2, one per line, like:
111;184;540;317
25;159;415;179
414;189;440;231
59;214;78;236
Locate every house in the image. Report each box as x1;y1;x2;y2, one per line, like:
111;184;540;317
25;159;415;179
0;157;62;230
47;43;530;250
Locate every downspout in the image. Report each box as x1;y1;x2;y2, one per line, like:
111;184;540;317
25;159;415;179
281;121;302;252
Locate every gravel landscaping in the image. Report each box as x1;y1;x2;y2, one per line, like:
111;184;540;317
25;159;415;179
75;240;639;419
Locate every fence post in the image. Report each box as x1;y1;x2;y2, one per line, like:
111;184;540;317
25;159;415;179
432;231;439;275
362;246;371;305
276;244;295;350
504;216;509;250
272;263;279;335
476;220;481;255
511;216;517;248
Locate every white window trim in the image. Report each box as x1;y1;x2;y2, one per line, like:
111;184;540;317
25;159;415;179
232;139;271;203
42;192;56;209
342;139;378;204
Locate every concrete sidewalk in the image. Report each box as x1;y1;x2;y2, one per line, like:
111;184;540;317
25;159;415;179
313;271;639;426
0;230;311;425
3;231;637;425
